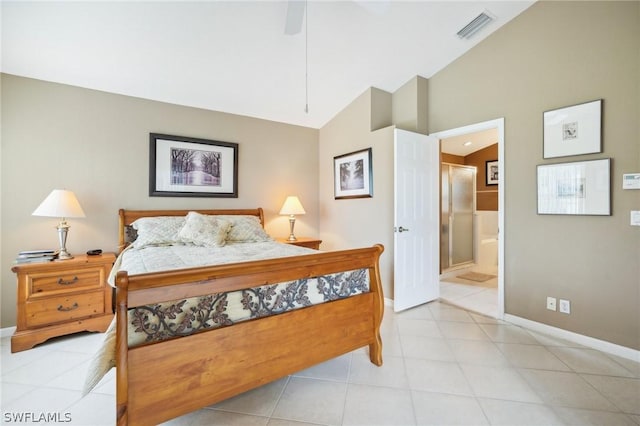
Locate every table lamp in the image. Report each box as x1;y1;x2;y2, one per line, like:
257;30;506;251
32;189;86;260
279;196;306;241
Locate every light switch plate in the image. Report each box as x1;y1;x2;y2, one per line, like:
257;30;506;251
623;173;640;189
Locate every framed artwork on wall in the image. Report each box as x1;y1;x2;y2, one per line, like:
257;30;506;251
333;148;373;199
485;160;498;185
543;99;602;159
537;158;610;215
149;133;238;198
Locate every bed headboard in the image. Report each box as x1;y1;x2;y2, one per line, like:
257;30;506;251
118;208;265;252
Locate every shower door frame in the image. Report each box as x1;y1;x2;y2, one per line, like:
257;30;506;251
441;162;477;272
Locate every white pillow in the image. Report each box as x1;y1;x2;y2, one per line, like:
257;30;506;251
131;216;185;249
216;215;272;243
178;212;231;247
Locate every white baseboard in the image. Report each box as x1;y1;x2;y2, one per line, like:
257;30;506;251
504;314;640;363
384;297;393;307
1;326;16;339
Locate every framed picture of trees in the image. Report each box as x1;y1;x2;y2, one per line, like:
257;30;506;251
333;148;373;199
149;133;238;197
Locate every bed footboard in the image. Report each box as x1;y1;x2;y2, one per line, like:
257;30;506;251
116;245;384;426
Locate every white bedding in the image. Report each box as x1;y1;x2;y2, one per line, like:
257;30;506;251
109;240;317;285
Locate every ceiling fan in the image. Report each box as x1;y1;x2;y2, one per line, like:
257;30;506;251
284;0;306;35
284;0;390;35
283;0;390;114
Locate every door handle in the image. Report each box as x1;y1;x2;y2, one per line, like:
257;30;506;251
398;226;409;233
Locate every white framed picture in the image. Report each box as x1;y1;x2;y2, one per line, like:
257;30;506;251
543;99;602;159
537;158;610;215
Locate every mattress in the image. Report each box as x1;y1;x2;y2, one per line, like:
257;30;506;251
108;240;320;286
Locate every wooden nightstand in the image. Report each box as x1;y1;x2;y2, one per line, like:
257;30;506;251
11;253;116;352
276;237;322;250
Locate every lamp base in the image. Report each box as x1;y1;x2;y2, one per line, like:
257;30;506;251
56;250;74;260
56;220;74;260
287;216;298;241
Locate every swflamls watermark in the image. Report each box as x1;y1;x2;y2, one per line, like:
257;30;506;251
2;412;72;423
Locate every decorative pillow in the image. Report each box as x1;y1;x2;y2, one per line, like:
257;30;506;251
216;215;272;243
131;216;185;249
177;212;231;247
124;225;138;246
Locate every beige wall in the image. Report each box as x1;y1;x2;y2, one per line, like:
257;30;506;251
318;88;395;299
392;76;428;135
0;74;319;328
428;1;639;350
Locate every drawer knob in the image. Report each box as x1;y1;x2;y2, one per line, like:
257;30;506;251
57;303;79;312
57;276;79;285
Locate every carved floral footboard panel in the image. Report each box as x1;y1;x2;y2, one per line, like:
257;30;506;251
128;268;369;346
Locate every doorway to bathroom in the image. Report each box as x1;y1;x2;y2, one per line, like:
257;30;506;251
432;118;504;319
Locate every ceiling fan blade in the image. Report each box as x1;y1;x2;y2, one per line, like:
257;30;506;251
284;0;388;35
284;0;306;35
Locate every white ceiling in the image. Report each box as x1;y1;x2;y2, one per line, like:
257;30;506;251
1;1;535;129
441;127;498;156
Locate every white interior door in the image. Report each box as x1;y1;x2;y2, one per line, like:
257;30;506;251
393;129;440;312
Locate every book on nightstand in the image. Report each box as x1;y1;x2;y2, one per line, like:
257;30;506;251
15;250;58;264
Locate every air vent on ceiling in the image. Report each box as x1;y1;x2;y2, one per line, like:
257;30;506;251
457;11;494;39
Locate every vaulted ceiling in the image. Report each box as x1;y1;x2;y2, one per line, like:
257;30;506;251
1;1;535;129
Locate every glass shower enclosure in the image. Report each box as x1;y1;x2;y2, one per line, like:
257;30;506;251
441;163;476;272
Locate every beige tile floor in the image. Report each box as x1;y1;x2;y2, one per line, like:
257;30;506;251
2;301;639;425
440;267;499;318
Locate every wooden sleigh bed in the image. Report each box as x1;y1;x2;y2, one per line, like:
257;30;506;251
111;208;385;425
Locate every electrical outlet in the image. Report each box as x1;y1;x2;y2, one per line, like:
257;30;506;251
559;299;571;314
546;297;557;311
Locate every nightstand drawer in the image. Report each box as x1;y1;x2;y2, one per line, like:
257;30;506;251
25;291;105;328
30;269;103;297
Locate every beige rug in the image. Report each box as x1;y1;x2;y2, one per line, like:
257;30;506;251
457;272;496;282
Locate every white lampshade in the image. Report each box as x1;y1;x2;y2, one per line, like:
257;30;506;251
279;196;306;216
33;189;86;219
32;190;85;260
279;196;305;242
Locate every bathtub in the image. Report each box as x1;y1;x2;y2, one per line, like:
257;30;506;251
474;211;498;269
